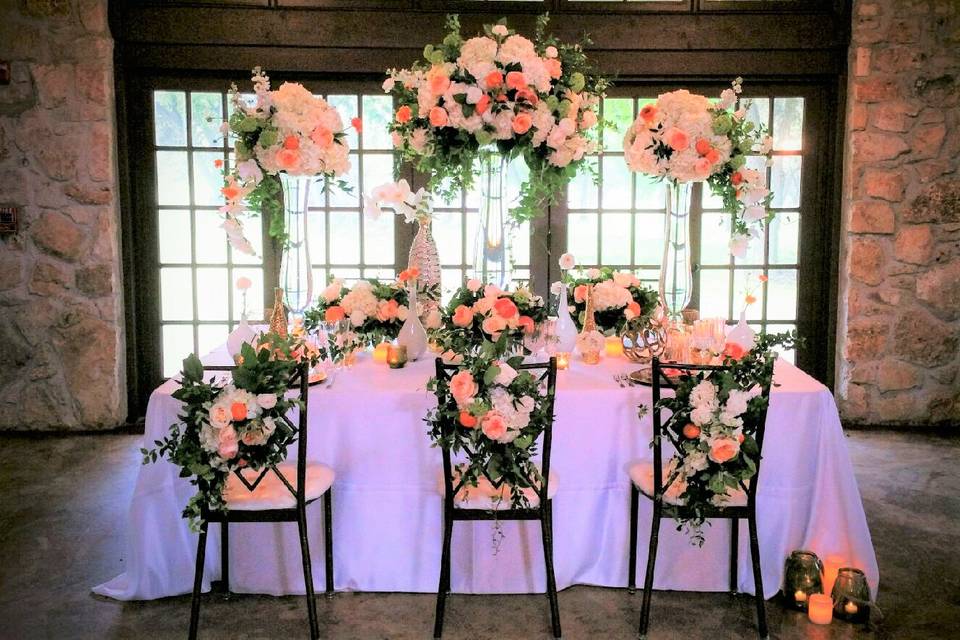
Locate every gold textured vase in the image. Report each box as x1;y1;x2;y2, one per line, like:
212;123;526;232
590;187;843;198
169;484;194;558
269;287;289;338
579;286;601;365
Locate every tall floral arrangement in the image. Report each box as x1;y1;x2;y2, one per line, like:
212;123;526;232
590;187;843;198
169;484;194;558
650;331;798;544
142;332;322;530
384;14;609;223
559;265;660;336
219;67;356;254
623;78;774;257
429;280;547;359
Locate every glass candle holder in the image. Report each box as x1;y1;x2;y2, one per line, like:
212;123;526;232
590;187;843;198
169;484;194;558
388;345;408;369
831;567;871;623
783;550;824;610
556;352;570;370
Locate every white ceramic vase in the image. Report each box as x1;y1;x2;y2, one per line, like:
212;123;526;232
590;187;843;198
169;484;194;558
397;282;427;360
227;316;257;361
727;310;757;350
554;282;579;354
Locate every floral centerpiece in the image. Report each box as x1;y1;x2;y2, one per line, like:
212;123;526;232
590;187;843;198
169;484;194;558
429;280;547;359
560;265;660;336
623;78;774;257
142;332;322;530
219;67;356;254
649;331;797;544
303;273;441;359
383;14;608;223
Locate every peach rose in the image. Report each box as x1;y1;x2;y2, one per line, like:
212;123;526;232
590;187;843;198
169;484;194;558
695;138;712;156
664;127;690;151
493;297;518;319
512;112;532;135
283;135;300;150
276;148;299;170
396;105;412;124
230;402;248;422
427;66;451;95
544;58;562;79
221;184;241;201
484;70;503;89
217;425;239;459
573;284;589;304
459;411;477;428
722;342;746;361
324;305;346;324
518;315;535;334
708;436;741;464
209;404;231;429
639;104;657;123
682;423;701;439
475;94;491;114
450;370;478;407
377;299;400;321
452;304;474;328
731;171;744;186
310;126;333;148
480;410;508;441
505;71;527;91
429;106;449;127
481;315;507;336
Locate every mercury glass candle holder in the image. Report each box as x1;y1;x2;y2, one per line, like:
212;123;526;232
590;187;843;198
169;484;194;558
783;550;824;610
831;567;871;623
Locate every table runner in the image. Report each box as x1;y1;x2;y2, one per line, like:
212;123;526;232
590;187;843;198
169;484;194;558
94;349;878;600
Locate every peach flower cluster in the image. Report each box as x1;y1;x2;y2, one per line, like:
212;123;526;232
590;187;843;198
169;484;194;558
448;367;535;444
200;386;281;465
451;281;537;342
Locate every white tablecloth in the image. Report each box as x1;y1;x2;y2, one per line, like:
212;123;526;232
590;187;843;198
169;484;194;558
94;349;878;600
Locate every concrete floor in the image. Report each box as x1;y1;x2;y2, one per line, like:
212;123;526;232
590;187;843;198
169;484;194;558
0;430;957;640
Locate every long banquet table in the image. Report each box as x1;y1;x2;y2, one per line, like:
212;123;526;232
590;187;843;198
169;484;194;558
94;346;878;601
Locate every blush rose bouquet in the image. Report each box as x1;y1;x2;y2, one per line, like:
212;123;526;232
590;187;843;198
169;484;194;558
384;14;609;223
559;265;660;336
142;332;323;530
219;67;358;254
429;280;547;360
647;331;798;544
623;78;775;257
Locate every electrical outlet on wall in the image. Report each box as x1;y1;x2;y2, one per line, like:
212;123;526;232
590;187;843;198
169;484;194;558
0;62;10;85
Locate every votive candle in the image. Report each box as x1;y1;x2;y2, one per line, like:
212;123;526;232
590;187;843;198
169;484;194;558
807;594;833;625
373;342;391;364
388;345;407;369
556;352;570;370
604;335;624;357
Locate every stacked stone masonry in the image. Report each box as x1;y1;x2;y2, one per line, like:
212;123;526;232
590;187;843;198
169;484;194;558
0;0;124;429
838;0;960;425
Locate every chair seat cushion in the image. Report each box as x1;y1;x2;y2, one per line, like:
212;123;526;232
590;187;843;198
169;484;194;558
436;465;558;510
224;461;335;511
628;460;747;507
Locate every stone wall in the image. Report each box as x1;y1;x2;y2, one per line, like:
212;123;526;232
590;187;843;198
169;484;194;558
837;0;960;426
0;0;124;429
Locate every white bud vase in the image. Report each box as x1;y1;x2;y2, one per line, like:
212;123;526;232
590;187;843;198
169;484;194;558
227;315;256;362
554;282;579;354
397;282;427;361
727;310;757;350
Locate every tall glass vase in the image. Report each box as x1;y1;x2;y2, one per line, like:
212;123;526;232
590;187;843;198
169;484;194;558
473;152;513;288
408;218;440;315
279;173;314;315
659;181;693;320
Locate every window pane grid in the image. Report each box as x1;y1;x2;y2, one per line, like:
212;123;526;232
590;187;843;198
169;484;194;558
154;89;264;377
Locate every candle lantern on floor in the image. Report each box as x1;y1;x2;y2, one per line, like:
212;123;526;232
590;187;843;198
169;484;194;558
783;550;824;610
831;567;871;623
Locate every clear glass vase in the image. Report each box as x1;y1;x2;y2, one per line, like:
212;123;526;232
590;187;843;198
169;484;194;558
473;152;513;288
659;181;694;320
279;173;314;315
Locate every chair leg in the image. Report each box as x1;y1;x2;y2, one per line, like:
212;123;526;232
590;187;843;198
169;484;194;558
324;489;335;597
188;521;208;640
296;504;320;640
433;509;453;639
747;514;769;640
628;484;639;594
540;502;562;639
729;517;739;595
220;521;230;597
638;507;661;640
